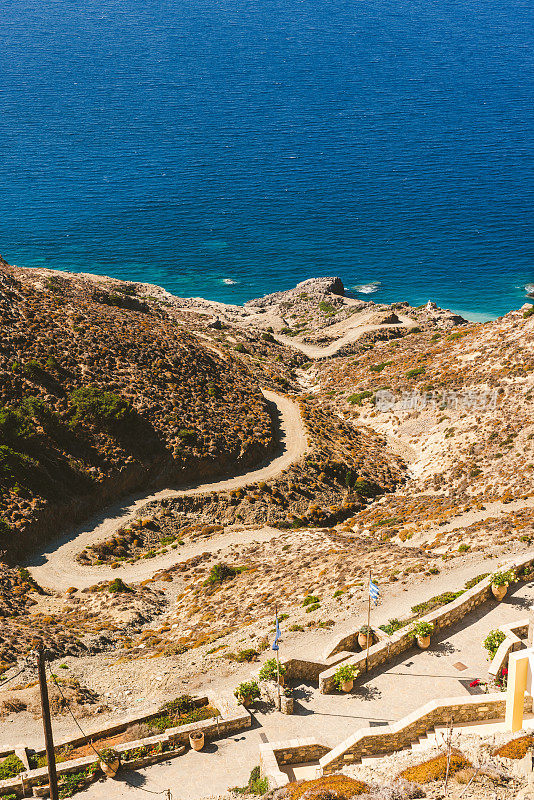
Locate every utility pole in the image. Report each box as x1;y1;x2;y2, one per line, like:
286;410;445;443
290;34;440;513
37;647;59;800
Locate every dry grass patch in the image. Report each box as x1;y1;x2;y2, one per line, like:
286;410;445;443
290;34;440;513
494;734;534;759
399;749;471;783
284;775;368;799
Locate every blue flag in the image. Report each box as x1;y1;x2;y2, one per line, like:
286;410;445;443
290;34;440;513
272;614;281;651
369;578;380;606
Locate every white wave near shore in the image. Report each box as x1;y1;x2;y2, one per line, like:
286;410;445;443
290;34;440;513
350;280;382;294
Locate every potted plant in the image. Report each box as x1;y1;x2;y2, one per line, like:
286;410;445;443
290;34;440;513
358;625;374;650
259;658;287;685
411;621;435;649
333;663;359;693
234;680;260;708
490;569;514;601
280;686;294;715
189;730;205;751
99;747;120;777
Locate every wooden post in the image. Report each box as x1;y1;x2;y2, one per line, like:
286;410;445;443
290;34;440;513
37;648;59;800
365;569;372;672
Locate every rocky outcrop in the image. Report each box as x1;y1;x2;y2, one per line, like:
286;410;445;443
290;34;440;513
244;276;345;308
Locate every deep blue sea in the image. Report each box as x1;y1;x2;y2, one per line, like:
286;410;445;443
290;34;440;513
1;0;533;319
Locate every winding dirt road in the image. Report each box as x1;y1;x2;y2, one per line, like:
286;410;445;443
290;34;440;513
274;313;418;359
27;390;308;591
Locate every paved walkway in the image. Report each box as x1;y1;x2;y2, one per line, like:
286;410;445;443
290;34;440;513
76;581;534;799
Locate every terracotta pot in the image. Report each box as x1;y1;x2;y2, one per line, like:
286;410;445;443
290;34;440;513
100;759;120;777
278;674;285;687
189;732;205;751
358;633;370;649
492;583;508;601
341;679;354;693
239;694;252;708
417;635;431;650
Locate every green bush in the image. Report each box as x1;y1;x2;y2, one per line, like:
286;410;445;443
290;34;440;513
484;629;506;659
523;306;534;318
259;658;286;682
410;621;434;639
69;386;132;424
490;569;514;587
405;367;425;379
303;594;320;606
347;390;373;405
333;663;359;691
234;680;260;703
354;478;380;498
158;695;195;717
379;618;406;635
0;753;24;779
233;649;258;663
230;765;268;795
108;578;133;593
0;406;34;443
318;301;337;315
464;573;489;590
411;590;463;615
177;429;196;444
369;361;393;373
204;562;240;586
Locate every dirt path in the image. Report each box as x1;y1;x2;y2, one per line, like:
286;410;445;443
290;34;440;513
403;496;534;547
274;314;417;359
27;390;308;592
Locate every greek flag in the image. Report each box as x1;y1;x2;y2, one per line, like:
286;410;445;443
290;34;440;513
369;578;380;606
272;614;281;652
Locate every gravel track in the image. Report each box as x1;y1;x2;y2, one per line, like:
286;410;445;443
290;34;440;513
27;390;308;591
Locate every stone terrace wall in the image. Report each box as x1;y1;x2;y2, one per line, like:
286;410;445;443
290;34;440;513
0;701;251;799
260;738;330;789
319;693;532;774
284;652;353;683
319;553;534;694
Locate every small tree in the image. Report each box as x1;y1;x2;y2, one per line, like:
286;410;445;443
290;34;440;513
234;680;260;703
259;658;286;682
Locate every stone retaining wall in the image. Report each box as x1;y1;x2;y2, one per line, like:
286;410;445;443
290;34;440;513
319;692;532;773
0;703;251;799
284;651;354;683
259;738;330;789
488;618;530;680
318;553;534;694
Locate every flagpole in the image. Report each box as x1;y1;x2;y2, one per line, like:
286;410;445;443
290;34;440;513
275;606;281;711
366;569;372;672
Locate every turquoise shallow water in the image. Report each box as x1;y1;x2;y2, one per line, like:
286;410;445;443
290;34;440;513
0;0;532;318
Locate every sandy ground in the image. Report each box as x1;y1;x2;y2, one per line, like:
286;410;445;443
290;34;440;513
26;390;308;592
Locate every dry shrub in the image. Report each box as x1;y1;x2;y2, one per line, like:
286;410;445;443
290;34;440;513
453;768;476;785
122;723;154;742
286;775;368;800
399;749;471;783
494;734;534;759
0;697;27;715
358;780;425;800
